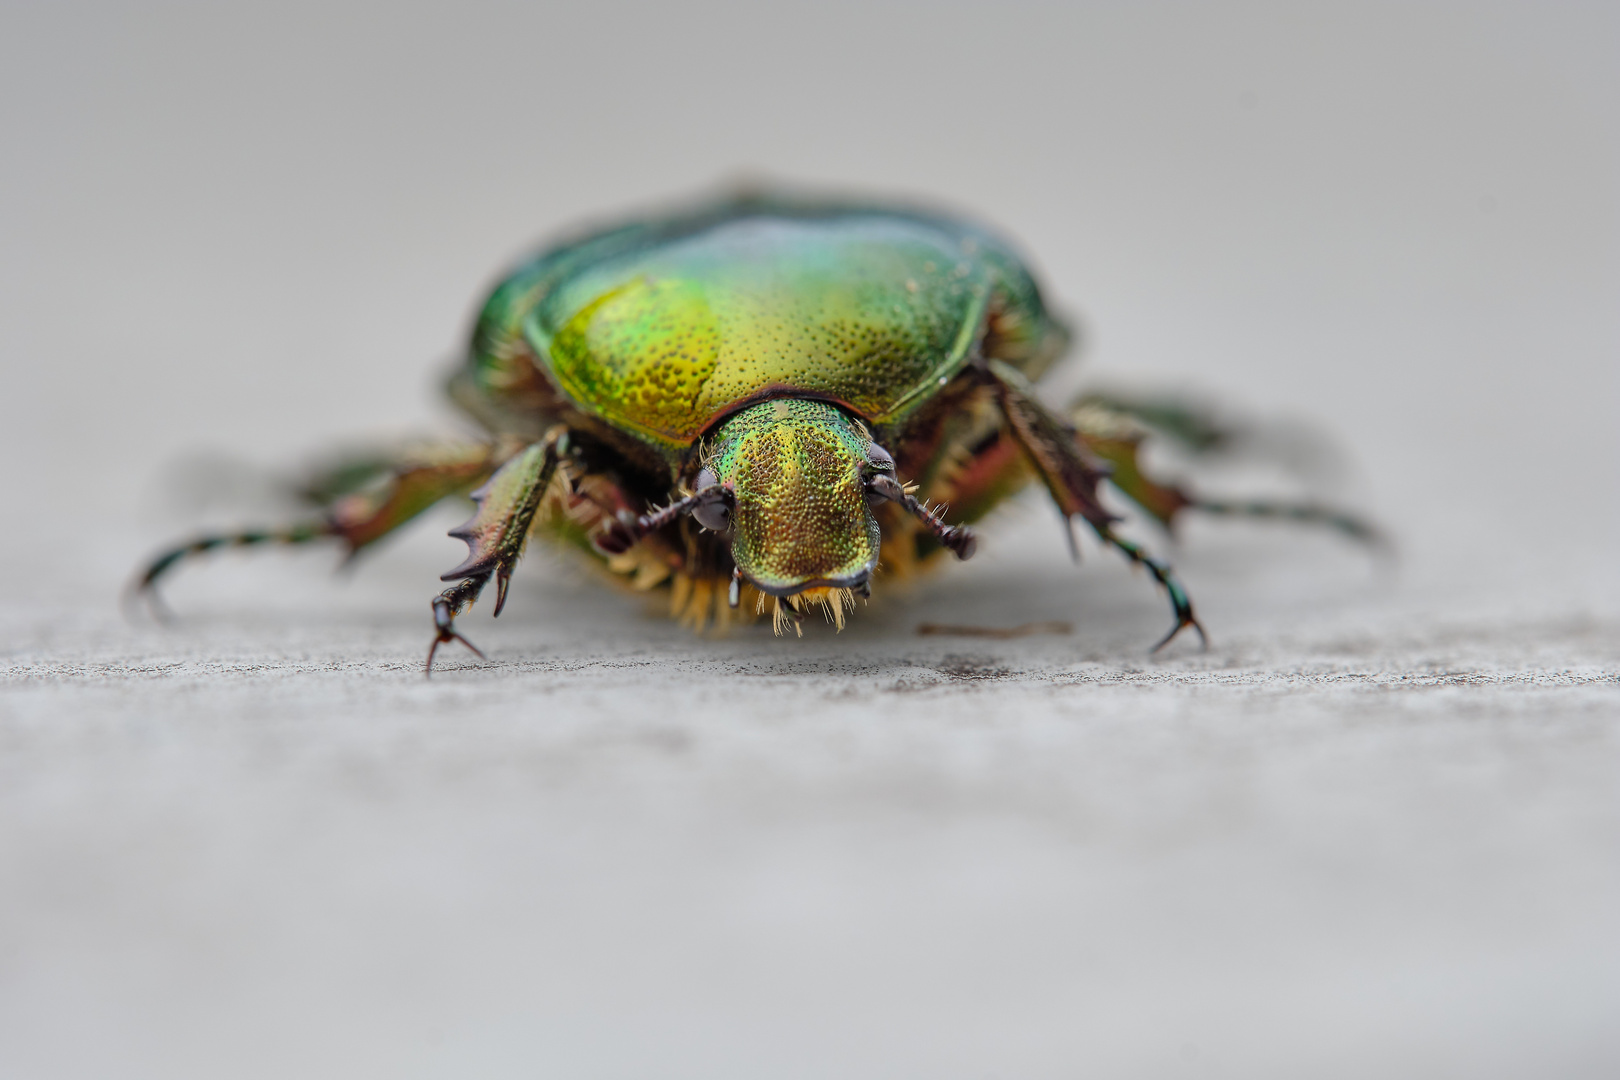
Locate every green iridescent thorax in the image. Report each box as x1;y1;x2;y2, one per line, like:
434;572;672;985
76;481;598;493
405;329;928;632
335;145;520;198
706;398;883;596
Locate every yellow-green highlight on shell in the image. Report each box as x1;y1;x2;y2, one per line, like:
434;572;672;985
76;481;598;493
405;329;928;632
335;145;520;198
460;196;1068;459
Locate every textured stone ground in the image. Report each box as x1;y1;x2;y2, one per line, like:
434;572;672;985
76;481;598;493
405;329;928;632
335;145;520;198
3;512;1617;1079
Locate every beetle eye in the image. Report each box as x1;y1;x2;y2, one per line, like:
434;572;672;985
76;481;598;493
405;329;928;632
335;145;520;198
688;467;731;532
692;496;731;532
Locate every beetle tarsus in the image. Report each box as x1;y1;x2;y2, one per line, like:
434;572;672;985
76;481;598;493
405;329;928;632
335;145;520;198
1098;525;1207;654
426;575;491;676
426;625;486;676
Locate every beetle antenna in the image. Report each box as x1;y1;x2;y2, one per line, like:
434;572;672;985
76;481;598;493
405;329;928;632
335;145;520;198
867;474;977;560
636;492;704;534
637;483;729;533
596;483;731;554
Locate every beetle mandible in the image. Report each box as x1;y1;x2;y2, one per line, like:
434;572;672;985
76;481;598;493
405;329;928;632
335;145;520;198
135;192;1377;671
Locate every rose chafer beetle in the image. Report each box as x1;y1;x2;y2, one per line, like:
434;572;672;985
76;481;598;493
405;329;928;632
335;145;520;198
136;192;1376;671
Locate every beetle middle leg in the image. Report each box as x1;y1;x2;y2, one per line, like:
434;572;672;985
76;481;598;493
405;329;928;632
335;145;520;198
132;442;497;617
983;359;1206;651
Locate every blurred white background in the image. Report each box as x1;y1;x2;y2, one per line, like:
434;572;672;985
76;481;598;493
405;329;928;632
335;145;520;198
2;3;1617;1078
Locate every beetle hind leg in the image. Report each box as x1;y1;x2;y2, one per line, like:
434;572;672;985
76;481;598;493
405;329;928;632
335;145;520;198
1072;395;1383;546
1187;497;1386;548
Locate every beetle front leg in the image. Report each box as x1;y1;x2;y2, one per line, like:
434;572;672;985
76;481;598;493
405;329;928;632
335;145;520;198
425;428;569;675
984;358;1206;652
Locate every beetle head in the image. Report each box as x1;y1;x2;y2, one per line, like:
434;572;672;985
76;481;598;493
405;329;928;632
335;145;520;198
699;398;889;598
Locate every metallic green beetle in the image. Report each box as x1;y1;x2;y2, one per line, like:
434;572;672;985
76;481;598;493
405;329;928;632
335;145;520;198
136;192;1375;671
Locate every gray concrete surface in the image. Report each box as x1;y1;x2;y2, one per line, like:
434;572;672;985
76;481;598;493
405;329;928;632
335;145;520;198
3;3;1618;1077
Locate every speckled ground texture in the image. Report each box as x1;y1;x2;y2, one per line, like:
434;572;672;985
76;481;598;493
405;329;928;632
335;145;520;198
3;4;1618;1079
